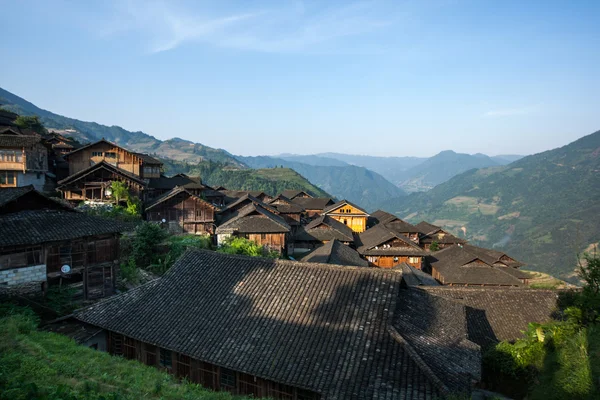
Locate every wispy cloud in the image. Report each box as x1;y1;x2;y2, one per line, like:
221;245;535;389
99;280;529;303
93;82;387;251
101;0;399;54
483;106;539;118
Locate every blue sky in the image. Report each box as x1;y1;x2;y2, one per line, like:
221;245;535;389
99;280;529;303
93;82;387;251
2;0;599;157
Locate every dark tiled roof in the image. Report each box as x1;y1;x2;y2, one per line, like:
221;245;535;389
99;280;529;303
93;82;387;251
0;126;22;134
216;203;290;234
218;194;278;215
420;287;562;348
269;200;304;214
300;240;369;267
0;185;36;208
420;234;467;245
0;134;42;148
75;250;443;399
415;221;441;235
132;152;163;165
394;288;481;392
294;215;354;243
291;197;335;211
145;186;219;211
43;317;104;344
0;210;130;247
400;264;441;287
220;190;269;204
57;161;146;187
0;186;73;214
280;190;312;199
368;211;421;234
322;199;369;215
147;175;206;190
430;245;524;286
462;244;524;268
357;225;426;256
369;210;399;224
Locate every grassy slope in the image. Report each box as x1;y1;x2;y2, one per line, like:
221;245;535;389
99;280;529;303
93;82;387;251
0;312;246;400
378;130;600;280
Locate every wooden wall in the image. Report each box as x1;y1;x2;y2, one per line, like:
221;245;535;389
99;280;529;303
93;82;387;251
242;233;286;254
146;196;216;234
68;142;141;176
107;332;320;399
365;255;422;269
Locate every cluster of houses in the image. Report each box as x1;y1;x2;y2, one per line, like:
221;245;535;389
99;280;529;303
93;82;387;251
1;111;560;399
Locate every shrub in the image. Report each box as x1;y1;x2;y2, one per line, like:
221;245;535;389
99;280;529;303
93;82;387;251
218;236;279;259
131;223;168;269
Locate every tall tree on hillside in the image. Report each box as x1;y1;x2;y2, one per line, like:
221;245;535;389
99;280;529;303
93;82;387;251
14;115;46;134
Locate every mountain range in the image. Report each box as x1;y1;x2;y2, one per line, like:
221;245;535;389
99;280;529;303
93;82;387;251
379;130;600;280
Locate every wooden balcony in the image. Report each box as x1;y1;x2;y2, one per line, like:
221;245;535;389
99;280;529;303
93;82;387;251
0;160;25;171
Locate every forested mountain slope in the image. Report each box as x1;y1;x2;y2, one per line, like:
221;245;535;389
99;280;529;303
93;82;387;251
0;87;244;167
237;156;405;210
379;130;600;280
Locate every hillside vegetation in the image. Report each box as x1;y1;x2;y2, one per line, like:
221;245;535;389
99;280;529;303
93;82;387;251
237;156;404;210
0;87;244;167
379;130;600;280
0;304;245;400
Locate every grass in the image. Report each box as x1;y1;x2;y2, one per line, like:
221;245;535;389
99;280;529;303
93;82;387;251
0;306;250;400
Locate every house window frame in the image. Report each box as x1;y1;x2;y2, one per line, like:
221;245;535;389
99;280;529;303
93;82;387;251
159;348;173;370
91;151;103;157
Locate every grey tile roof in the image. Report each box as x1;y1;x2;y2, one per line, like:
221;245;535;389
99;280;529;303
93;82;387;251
74;250;445;399
429;245;524;286
0;185;36;208
300;240;369;267
369;210;422;233
216;203;290;234
291;197;335;211
357;225;426;256
322;199;369;215
400;264;441;287
0;186;73;214
415;221;442;235
462;244;524;268
218;193;278;215
0;209;130;247
280;190;312;199
294;215;354;243
132;152;163;165
420;287;562;348
0;134;42;148
394;288;481;393
57;161;146;187
145;186;220;211
147;175;206;190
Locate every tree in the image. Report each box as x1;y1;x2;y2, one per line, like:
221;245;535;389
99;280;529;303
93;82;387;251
430;241;440;252
579;250;600;296
14;115;46;134
110;181;129;204
218;236;279;258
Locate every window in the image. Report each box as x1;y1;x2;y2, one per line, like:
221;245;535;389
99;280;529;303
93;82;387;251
0;247;42;270
409;257;420;264
105;152;117;158
261;233;267;240
0;170;16;186
144;344;157;366
160;348;172;369
343;219;347;225
91;151;103;157
0;150;23;163
220;368;236;390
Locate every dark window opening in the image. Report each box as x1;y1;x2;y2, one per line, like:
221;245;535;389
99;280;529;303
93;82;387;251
220;368;236;390
160;348;172;369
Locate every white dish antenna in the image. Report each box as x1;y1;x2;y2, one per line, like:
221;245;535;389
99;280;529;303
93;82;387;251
61;265;71;273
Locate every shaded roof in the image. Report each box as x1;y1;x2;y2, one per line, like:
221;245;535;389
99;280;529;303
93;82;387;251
0;134;42;148
0;186;73;214
415;221;442;235
323;199;369;215
430;245;524;286
368;211;423;234
394;288;481;392
369;210;399;225
145;186;220;211
300;240;369;267
0;109;19;126
399;264;441;287
147;175;206;190
218;193;278;215
268;195;305;213
74;249;446;398
291;197;335;211
132;152;163;165
0;209;130;247
357;225;426;256
219;190;269;202
57;161;146;187
420;287;562;348
462;244;524;268
43;317;104;344
294;215;354;243
280;189;313;199
216;203;290;234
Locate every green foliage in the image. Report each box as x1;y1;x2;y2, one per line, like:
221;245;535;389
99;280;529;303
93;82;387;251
131;223;168;269
110;181;130;204
125;196;142;216
79;203;142;223
13;115;46;134
579;251;600;296
120;256;140;285
429;241;440;252
0;305;248;399
44;287;78;316
218;237;280;259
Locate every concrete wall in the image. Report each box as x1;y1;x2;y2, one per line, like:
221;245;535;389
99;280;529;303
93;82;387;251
0;264;46;286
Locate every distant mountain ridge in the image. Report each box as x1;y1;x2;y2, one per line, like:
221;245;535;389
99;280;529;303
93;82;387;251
236;155;405;211
378;130;600;281
0;87;245;167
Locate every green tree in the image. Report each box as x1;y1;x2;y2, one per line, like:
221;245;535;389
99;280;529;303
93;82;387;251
430;241;440;252
13;115;46;134
218;236;279;258
110;181;129;204
579;250;600;296
131;223;168;268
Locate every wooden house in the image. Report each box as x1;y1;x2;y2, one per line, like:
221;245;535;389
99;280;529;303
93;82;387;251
280;189;313;200
145;186;219;235
0;128;48;191
322;200;369;233
356;225;427;269
0;186;128;298
292;215;354;254
428;244;528;286
57;161;146;203
268;194;304;228
369;210;422;244
219;190;273;205
216;203;290;254
74;249;481;398
291;197;335;219
146;174;224;206
217;194;279;221
63;139;162;179
415;221;467;250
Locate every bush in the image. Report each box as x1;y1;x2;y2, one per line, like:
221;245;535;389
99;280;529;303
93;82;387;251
218;236;280;259
131;223;168;269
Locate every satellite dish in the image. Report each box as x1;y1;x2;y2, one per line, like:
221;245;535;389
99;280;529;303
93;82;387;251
61;265;71;273
162;218;166;223
104;187;113;196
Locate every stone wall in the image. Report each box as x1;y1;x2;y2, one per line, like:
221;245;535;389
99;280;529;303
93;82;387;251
0;264;46;286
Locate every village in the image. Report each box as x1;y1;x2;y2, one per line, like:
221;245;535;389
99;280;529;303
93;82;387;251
0;109;577;398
